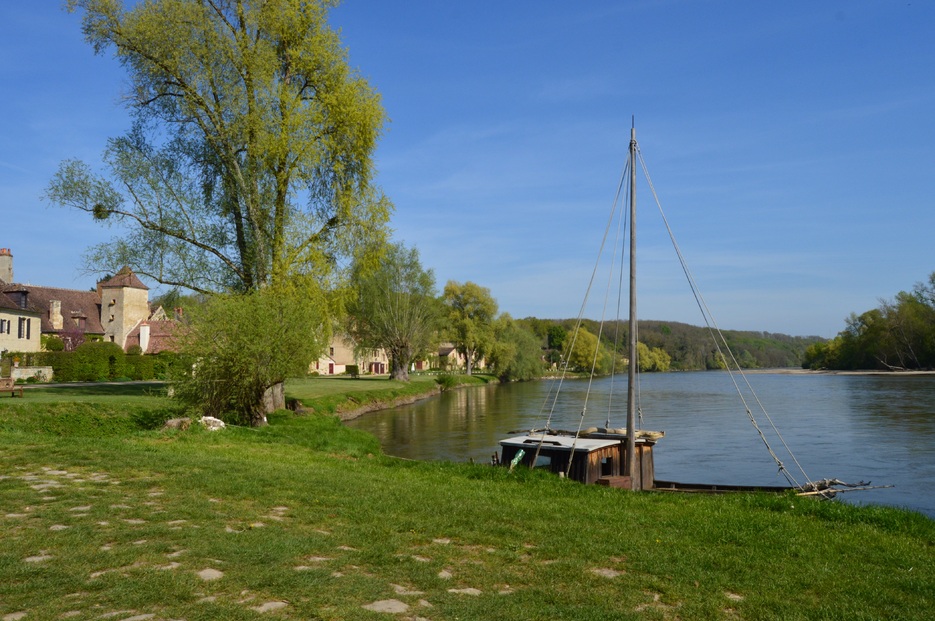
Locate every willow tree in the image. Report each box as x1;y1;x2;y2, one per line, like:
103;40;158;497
48;0;390;422
344;243;440;381
442;281;498;375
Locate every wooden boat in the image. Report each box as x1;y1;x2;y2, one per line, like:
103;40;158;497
498;123;881;499
499;123;663;491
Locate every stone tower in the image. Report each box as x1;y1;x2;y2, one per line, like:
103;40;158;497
99;267;150;349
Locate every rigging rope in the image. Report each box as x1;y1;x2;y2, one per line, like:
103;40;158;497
529;158;630;476
528;136;811;490
635;146;812;488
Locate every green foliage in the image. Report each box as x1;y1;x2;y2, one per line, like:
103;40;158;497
20;348;174;382
442;280;498;375
637;341;671;372
545;318;819;370
344;242;440;381
67;341;126;382
41;334;65;352
123;353;154;380
435;373;458;391
563;327;613;374
172;285;328;426
805;271;935;370
487;314;545;381
52;0;389;292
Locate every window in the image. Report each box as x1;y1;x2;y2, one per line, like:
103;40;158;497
18;317;30;339
0;318;7;333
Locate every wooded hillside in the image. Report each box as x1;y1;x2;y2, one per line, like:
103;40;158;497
522;317;822;371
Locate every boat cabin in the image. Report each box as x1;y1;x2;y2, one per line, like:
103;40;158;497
499;432;658;490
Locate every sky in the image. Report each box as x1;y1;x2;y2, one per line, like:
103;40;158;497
1;1;934;338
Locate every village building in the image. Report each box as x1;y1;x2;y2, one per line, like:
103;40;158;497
0;247;166;353
313;334;388;375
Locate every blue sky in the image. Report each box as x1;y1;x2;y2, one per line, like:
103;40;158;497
2;1;933;338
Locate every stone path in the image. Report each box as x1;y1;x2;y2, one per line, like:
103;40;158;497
2;464;703;620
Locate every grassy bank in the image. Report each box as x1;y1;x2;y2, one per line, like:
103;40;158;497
1;381;933;620
286;374;493;420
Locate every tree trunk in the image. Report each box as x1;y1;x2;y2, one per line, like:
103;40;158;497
253;381;285;426
389;356;409;382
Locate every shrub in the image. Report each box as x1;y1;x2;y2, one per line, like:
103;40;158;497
71;341;126;381
42;335;65;351
172;285;328;426
436;373;458;391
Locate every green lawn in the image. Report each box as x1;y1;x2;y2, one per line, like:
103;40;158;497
1;380;933;620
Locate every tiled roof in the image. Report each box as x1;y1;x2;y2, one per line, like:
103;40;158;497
100;267;149;291
125;320;180;354
0;291;21;311
1;283;104;334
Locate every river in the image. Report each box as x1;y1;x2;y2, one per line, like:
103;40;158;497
345;372;935;518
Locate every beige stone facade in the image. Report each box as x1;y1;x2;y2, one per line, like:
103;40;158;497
0;296;41;354
100;268;151;349
312;334;389;375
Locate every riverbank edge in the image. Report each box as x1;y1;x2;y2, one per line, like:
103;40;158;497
305;376;499;422
330;383;443;421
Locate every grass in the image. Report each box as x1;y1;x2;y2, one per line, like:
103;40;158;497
1;380;933;620
286;374;492;418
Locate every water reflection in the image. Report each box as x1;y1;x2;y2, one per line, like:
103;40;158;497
346;373;935;517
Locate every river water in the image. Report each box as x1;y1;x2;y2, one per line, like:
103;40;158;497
346;372;935;518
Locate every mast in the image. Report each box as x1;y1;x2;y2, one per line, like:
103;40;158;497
626;123;638;490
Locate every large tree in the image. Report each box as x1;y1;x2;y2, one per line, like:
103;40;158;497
48;0;389;422
50;0;389;292
486;314;545;382
442;281;497;375
344;243;440;381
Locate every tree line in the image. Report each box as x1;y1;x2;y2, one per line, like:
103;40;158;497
802;272;935;371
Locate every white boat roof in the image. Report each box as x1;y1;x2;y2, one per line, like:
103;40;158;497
499;434;621;453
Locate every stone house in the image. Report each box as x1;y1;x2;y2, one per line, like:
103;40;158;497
312;334;388;375
0;289;42;355
0;247;167;353
421;342;485;372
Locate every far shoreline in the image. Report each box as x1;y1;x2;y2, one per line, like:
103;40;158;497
745;368;935;376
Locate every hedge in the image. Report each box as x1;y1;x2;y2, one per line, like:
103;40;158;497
13;345;178;383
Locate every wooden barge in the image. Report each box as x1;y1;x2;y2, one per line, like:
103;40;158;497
499;429;661;490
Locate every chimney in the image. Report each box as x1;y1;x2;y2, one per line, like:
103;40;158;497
50;300;63;330
139;322;150;353
0;248;12;284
